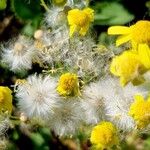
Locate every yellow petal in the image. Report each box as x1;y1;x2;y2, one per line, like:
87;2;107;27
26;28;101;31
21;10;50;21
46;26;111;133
134;95;144;102
79;24;89;36
120;77;128;87
69;25;77;37
83;8;94;22
110;58;120;76
116;34;131;46
131;40;138;50
108;26;131;35
138;44;150;69
67;9;80;25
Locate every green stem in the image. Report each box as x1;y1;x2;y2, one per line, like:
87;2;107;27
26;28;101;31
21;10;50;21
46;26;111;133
40;0;49;11
10;116;20;120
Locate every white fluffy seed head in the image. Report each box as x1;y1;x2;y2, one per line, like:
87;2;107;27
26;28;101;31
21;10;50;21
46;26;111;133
97;76;147;132
14;42;24;53
48;99;83;137
81;81;106;125
34;27;70;65
0;114;10;136
45;7;67;29
16;74;60;121
2;35;36;72
0;137;7;150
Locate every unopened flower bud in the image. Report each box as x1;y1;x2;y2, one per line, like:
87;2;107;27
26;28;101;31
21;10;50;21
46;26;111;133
20;113;28;122
34;30;44;40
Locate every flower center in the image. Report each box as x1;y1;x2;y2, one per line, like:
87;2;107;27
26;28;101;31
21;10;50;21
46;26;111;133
13;43;26;55
90;122;119;149
74;11;89;27
131;21;150;44
36;92;44;104
57;73;80;96
61;77;76;91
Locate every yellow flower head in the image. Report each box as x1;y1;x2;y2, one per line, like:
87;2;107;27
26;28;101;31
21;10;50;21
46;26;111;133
0;86;13;113
110;50;145;86
138;44;150;69
57;73;80;96
67;8;94;37
90;121;119;149
108;20;150;49
129;95;150;129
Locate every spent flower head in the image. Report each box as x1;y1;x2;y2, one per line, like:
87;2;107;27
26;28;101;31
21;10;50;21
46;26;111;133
81;81;106;124
96;77;145;131
0;114;10;136
48;100;83;136
16;74;60;120
34;27;69;66
45;6;67;28
2;35;36;72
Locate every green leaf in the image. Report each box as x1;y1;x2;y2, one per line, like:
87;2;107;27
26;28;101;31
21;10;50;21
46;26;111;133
94;2;134;25
0;0;7;10
30;133;45;147
98;32;116;45
22;16;41;36
144;137;150;150
11;0;42;21
11;0;42;36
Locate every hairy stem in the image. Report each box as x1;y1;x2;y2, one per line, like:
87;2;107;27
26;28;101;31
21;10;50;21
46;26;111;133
40;0;49;11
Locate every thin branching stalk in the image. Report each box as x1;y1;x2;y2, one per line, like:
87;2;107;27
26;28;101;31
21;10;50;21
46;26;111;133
40;0;49;11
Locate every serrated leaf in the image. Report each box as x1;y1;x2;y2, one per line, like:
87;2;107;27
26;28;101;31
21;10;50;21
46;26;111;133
94;2;134;25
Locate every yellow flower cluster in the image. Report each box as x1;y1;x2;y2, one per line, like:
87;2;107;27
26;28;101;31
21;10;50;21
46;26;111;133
90;121;119;149
57;73;80;97
67;8;94;37
108;20;150;86
108;20;150;49
110;50;145;86
0;86;13;113
129;95;150;129
110;44;150;86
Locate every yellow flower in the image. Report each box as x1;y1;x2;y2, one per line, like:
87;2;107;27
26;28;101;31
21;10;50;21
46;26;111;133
90;121;119;150
0;86;13;113
108;20;150;49
67;8;94;37
138;44;150;69
110;50;145;86
129;95;150;129
57;73;80;96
